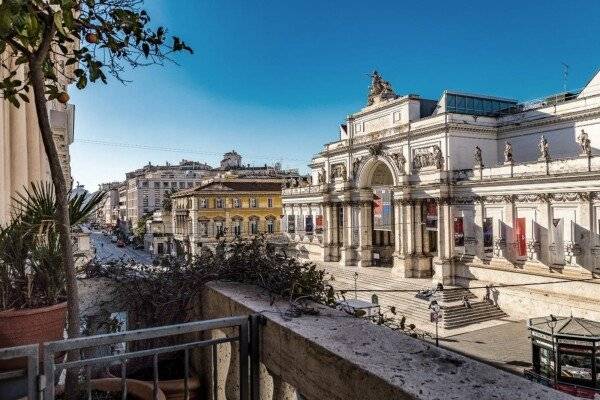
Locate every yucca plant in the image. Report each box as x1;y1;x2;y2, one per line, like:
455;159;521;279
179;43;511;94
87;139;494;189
0;182;105;311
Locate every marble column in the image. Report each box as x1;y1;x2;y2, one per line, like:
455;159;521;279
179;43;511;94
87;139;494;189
433;198;453;285
503;196;516;262
392;199;409;276
413;200;431;277
340;201;356;266
357;200;372;268
576;193;593;271
535;198;549;266
473;198;485;262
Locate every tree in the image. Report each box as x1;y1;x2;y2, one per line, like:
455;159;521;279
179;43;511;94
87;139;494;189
162;188;177;211
0;1;191;396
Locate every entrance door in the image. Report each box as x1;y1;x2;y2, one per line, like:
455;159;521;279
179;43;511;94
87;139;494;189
515;218;527;257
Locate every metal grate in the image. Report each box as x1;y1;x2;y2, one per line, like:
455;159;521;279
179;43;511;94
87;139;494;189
0;314;261;400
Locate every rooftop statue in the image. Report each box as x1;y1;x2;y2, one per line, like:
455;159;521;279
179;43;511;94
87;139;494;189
578;129;592;155
367;70;397;106
473;146;483;167
539;135;550;160
504;141;513;163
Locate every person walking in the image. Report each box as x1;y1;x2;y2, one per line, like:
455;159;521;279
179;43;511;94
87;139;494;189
462;295;472;309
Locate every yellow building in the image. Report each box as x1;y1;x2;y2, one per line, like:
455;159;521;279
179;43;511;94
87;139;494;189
170;177;283;255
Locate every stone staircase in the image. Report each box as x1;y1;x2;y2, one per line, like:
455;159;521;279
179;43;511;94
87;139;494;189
442;303;507;329
321;264;507;331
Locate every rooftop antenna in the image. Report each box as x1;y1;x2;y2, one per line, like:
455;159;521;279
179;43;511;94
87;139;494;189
561;62;569;93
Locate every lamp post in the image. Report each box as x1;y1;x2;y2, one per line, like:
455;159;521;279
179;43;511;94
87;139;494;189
546;314;559;387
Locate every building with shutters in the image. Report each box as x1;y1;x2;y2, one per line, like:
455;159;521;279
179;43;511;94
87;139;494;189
169;177;284;256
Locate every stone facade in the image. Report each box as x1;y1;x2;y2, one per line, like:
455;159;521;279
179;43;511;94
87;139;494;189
170;177;284;256
0;96;74;224
282;70;600;321
119;153;299;227
96;182;121;227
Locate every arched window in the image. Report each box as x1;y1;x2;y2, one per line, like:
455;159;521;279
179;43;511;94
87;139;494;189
249;216;259;235
266;216;275;234
232;216;243;236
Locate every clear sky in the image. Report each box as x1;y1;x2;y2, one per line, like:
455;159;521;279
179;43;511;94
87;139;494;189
70;0;600;191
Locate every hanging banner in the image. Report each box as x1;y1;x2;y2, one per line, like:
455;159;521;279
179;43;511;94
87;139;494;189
305;215;314;234
373;188;392;231
483;218;493;247
453;217;464;247
315;215;323;234
425;202;438;231
287;215;295;233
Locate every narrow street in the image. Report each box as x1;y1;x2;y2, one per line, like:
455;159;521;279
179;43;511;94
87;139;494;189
90;230;154;264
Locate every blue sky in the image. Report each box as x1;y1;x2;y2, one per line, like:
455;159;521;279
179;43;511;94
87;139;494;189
70;0;600;190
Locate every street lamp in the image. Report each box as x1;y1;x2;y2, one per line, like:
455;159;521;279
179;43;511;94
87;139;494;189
545;314;559;387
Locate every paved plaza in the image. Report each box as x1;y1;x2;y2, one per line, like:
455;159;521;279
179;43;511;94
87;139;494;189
317;261;532;374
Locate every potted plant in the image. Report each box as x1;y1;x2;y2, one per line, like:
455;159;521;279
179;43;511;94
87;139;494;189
90;258;203;400
0;183;104;397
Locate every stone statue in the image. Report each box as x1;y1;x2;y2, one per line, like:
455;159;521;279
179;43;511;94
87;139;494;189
504;141;513;163
317;167;326;184
538;135;549;160
473;146;483;167
340;163;348;181
330;163;347;180
578;129;591;155
433;145;443;170
392;152;406;173
352;157;361;176
367;70;397;106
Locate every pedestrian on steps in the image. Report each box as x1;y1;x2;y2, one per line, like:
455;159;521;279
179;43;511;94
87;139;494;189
462;295;472;309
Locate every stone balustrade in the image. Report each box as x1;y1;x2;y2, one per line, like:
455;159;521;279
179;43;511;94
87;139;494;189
195;281;572;400
467;154;600;181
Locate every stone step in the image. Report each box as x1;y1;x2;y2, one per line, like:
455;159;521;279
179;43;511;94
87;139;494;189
444;308;506;321
321;264;509;331
443;313;508;329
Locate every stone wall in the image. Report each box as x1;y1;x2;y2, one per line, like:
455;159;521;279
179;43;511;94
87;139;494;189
196;281;573;400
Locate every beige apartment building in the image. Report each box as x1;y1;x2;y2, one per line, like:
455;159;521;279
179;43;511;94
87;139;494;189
96;182;121;227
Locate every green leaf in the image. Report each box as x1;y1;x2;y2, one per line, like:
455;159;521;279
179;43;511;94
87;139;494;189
53;11;67;36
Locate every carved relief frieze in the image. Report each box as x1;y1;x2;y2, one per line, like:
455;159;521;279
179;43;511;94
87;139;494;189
368;143;385;157
412;145;443;171
452;197;475;205
391;151;406;173
514;194;544;203
551;192;581;202
330;163;347;181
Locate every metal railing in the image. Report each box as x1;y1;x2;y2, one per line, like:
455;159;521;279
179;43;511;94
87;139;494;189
0;315;261;400
0;344;40;400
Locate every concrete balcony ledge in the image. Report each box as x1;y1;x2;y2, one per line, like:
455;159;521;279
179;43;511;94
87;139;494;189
200;281;571;400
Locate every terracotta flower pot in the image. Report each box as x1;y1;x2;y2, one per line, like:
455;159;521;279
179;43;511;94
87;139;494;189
0;302;67;371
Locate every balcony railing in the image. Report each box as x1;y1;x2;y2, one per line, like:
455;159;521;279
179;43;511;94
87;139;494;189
0;315;261;400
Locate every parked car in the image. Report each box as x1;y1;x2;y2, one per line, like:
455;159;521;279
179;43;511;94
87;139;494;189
111;235;117;243
116;239;125;247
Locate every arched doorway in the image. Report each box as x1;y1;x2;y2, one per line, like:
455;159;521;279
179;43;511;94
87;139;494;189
359;159;395;266
371;162;394;266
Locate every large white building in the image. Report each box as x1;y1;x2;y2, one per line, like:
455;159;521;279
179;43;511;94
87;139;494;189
282;69;600;321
